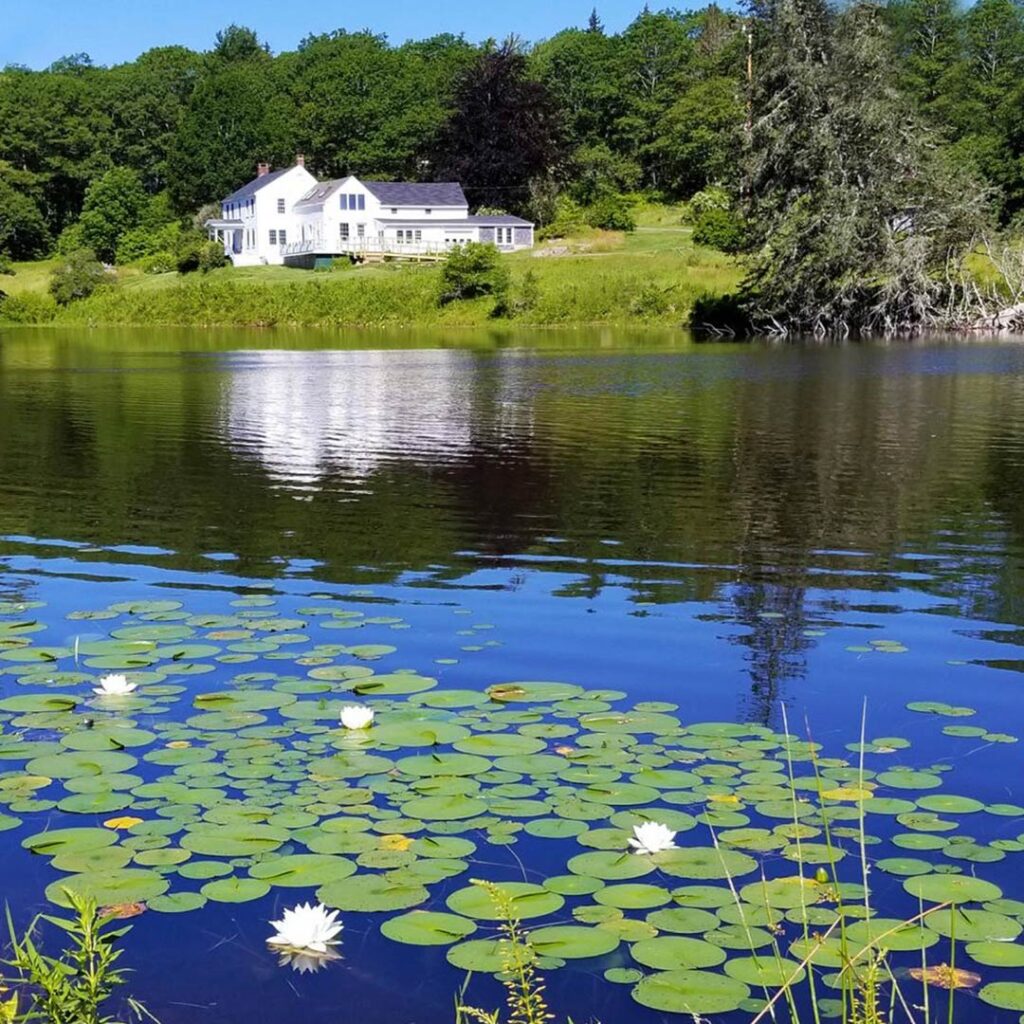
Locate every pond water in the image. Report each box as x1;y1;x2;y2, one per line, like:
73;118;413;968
1;327;1024;1024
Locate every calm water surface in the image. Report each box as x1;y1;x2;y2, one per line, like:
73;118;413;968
1;327;1024;1023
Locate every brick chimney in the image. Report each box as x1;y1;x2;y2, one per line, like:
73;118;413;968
256;162;270;177
295;153;305;168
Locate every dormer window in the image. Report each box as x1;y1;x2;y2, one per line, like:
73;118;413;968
277;198;285;213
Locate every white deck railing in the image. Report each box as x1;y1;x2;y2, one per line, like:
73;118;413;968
281;239;450;258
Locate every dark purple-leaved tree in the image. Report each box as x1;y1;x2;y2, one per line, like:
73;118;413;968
429;41;565;214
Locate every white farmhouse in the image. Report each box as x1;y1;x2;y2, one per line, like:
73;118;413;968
207;157;535;267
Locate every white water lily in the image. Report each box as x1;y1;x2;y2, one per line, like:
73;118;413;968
628;821;677;854
339;705;374;730
267;902;343;957
93;674;137;697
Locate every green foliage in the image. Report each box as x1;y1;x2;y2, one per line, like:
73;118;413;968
738;0;989;334
116;222;182;265
48;250;110;305
198;241;228;273
0;291;58;324
687;184;733;218
692;207;745;253
55;223;87;257
78;168;150;263
454;881;552;1024
0;255;12;276
438;243;510;306
0;179;50;260
585;194;636;232
569;145;642;206
2;888;141;1024
173;231;208;274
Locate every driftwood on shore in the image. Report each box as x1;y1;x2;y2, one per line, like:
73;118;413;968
970;303;1024;333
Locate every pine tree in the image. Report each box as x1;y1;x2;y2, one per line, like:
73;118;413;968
738;0;989;335
587;8;604;33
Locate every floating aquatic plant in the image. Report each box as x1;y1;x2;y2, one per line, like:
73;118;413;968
0;593;1022;1017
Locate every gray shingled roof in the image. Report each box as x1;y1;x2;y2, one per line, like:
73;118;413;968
294;179;345;209
222;168;291;204
466;215;533;226
363;181;467;207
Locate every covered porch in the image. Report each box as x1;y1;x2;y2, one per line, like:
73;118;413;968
205;218;245;256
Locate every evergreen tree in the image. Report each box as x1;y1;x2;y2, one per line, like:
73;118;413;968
740;0;988;334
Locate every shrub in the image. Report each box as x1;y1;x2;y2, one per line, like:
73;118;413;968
538;196;587;240
0;254;13;276
49;249;111;305
199;240;228;273
55;222;87;257
692;207;746;253
137;252;176;275
0;290;58;323
438;242;509;305
509;269;541;317
629;282;675;318
174;231;207;274
116;223;182;264
585;194;636;232
686;185;733;220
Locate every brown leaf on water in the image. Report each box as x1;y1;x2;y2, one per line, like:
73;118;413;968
909;964;981;990
99;902;147;920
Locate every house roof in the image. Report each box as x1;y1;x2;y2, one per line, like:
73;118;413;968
466;215;533;226
363;181;467;207
295;179;345;209
222;168;291;204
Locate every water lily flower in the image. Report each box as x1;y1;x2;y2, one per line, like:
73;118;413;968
267;902;343;959
93;674;137;697
628;821;677;854
339;705;374;730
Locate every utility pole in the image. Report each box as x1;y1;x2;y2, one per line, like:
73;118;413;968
743;18;753;136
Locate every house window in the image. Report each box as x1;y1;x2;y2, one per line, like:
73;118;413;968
340;195;348;210
340;223;350;241
278;230;287;245
357;224;365;238
497;227;514;245
414;229;422;242
391;208;397;214
357;195;365;210
269;229;277;244
425;208;432;215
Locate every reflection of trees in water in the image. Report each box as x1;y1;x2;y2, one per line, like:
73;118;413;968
0;340;1022;637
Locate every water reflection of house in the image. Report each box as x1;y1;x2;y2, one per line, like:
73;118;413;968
222;350;480;485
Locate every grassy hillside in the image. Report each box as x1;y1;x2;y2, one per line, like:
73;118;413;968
0;213;741;329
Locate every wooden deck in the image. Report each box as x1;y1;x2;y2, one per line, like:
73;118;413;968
281;240;449;267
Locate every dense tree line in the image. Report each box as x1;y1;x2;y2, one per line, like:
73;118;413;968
2;4;1024;332
0;12;748;261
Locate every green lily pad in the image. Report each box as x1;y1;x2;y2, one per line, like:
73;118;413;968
630;936;727;970
318;874;429;912
447;883;564;920
528;925;620;959
46;869;169;907
380;911;477;945
904;874;1002;904
631;969;751;1014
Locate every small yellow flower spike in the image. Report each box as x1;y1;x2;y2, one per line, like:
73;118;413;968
380;834;413;852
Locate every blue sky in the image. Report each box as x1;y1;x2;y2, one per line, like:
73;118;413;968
5;0;656;69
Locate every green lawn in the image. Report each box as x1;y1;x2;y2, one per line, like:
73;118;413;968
2;211;741;328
